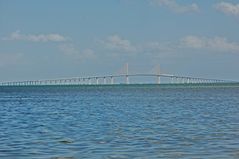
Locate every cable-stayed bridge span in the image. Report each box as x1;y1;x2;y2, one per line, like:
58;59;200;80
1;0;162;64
1;64;238;86
0;73;236;86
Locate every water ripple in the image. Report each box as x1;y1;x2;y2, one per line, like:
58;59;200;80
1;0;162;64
0;86;239;158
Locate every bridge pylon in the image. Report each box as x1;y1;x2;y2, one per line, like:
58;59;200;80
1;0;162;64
155;64;160;84
126;63;129;84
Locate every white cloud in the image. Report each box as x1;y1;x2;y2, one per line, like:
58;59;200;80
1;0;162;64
3;31;67;42
215;2;239;16
181;35;239;52
100;34;239;55
180;36;205;49
101;35;136;52
150;0;199;13
145;41;176;52
58;43;96;60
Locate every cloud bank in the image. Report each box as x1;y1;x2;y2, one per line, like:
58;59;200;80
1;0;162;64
101;34;239;54
181;36;239;52
101;35;136;52
3;31;67;42
215;2;239;17
150;0;199;13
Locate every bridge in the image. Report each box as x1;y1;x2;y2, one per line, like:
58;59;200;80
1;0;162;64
0;64;237;86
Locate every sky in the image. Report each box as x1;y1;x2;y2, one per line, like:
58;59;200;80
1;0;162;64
0;0;239;82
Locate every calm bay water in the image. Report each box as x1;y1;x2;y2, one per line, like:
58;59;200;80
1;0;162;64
0;84;239;159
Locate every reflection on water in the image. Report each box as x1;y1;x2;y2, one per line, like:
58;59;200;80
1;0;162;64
0;85;239;158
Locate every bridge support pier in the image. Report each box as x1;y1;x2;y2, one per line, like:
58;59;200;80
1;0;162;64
103;77;106;85
111;77;114;85
96;78;99;85
88;78;92;85
126;75;129;84
157;75;160;84
171;77;174;84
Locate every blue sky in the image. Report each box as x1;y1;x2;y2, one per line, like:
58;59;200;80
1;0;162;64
0;0;239;81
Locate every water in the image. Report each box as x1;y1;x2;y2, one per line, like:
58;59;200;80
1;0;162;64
0;84;239;159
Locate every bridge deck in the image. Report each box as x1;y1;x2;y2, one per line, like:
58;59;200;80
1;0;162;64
0;73;236;86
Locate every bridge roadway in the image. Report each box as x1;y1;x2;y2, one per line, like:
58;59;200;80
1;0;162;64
0;73;235;86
